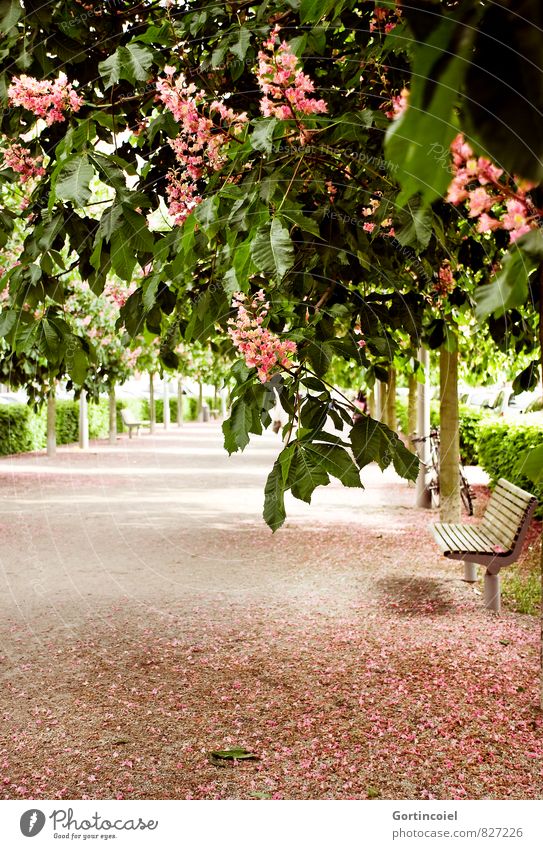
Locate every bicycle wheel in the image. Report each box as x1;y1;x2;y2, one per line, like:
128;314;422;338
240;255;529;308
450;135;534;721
429;477;440;509
460;474;474;515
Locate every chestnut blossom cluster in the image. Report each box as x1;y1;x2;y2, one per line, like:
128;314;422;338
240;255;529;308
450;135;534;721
447;134;538;243
156;67;247;224
228;291;297;383
103;279;136;309
2;142;45;183
384;88;409;120
369;4;402;34
256;26;328;126
433;263;455;302
7;72;83;125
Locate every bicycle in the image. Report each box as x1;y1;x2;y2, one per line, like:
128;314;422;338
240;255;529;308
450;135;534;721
412;428;475;515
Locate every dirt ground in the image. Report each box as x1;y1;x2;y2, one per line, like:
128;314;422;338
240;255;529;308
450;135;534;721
0;423;541;800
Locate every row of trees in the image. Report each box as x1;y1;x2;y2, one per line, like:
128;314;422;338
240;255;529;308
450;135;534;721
0;0;541;518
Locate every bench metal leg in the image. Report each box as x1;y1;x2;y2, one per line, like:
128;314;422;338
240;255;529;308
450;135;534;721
484;571;500;613
463;561;477;582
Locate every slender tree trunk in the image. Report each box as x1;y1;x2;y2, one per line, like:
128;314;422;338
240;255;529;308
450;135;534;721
416;346;431;508
439;343;461;522
198;382;203;421
177;377;184;427
367;386;375;419
79;389;89;450
385;368;397;431
220;388;227;419
149;372;156;434
108;384;116;445
47;386;56;458
407;373;418;451
163;378;170;431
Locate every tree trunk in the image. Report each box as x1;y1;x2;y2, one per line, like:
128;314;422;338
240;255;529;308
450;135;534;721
177;377;184;427
439;343;461;522
407;373;418;451
149;372;156;434
163;378;170;431
108;385;116;445
367;386;375;419
197;382;203;420
416;346;431;509
385;368;397;431
220;388;227;419
47;386;56;458
79;389;89;450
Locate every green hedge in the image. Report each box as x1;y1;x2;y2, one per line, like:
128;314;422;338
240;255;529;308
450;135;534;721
477;415;543;517
0;398;110;455
141;395;212;424
395;398;483;464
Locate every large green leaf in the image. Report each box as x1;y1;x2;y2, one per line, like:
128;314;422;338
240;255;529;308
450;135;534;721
475;229;543;318
385;11;477;205
350;418;418;482
251;219;294;279
263;458;286;531
307;444;362;488
516;443;543;485
289;444;330;504
98;44;154;88
55;156;94;207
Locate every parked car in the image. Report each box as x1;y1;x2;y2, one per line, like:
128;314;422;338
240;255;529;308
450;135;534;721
459;387;501;409
486;387;538;417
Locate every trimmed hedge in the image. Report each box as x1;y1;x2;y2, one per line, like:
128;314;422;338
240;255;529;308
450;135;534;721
0;398;110;456
477;415;543;517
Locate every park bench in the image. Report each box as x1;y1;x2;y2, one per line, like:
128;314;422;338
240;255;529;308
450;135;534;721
431;478;537;613
120;408;150;438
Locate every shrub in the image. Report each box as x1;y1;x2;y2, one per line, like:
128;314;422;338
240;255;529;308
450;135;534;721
0;405;35;455
477;415;543;516
55;400;79;445
88;399;109;439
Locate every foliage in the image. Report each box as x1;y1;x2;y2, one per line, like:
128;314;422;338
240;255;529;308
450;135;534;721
0;399;110;455
477;417;543;517
502;565;541;617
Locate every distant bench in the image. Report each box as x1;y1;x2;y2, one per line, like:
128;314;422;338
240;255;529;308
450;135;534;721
431;478;537;613
120;408;150;438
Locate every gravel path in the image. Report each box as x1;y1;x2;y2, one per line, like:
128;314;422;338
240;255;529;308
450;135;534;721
0;423;541;799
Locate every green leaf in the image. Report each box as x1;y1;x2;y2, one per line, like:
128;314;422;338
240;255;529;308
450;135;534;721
300;0;345;25
350;418;419;482
250;119;278;154
476;229;543;318
516;443;543;485
230;28;251;60
223;399;254;454
308;444;362;488
289;444;330;504
123;208;154;253
110;232;137;281
66;338;89;385
0;0;20;32
395;204;433;251
55;156;94;207
209;748;258;761
263;458;286;531
251;219;294;279
0;309;17;337
385;12;477;205
98;44;154;88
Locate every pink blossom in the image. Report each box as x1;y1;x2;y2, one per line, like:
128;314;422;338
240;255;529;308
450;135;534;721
363;222;375;233
385;88;409;120
468;187;494;218
228;290;297;383
477;213;501;234
2;142;45;183
7;73;83;125
255;26;328;123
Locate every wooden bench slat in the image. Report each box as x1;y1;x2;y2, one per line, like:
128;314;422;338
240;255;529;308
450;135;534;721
496;477;537;503
436;523;498;553
491;485;533;512
482;503;525;540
